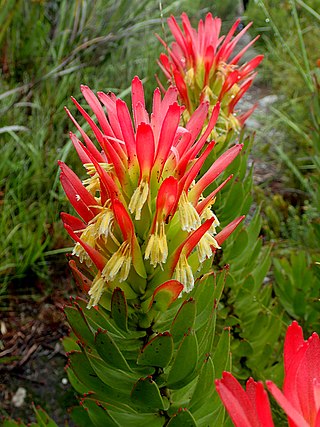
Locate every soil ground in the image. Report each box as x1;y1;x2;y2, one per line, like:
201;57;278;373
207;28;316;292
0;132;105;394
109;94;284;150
0;263;78;426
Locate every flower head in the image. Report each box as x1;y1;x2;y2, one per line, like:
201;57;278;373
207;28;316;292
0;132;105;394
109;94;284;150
158;13;263;142
266;321;320;427
215;372;274;427
60;77;244;307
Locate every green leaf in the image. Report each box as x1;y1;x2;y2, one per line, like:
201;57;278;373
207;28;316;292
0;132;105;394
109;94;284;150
68;350;128;403
167;331;198;389
76;297;124;336
86;351;135;392
137;332;173;368
170;299;196;342
64;302;94;347
95;329;132;371
212;328;231;378
167;409;197;426
34;406;58;427
70;405;92;427
111;287;128;331
108;410;165;427
82;399;120;427
189;355;215;412
131;377;165;410
1;421;26;427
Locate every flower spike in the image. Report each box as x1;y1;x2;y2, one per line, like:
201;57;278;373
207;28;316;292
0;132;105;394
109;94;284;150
61;76;244;306
158;13;263;141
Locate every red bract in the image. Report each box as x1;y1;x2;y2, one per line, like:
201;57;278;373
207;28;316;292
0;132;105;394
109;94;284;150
158;13;263;136
266;321;320;427
215;372;274;427
60;76;244;307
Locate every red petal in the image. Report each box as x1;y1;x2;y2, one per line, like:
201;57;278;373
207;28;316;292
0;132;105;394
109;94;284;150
173;70;190;109
185;101;220;161
69;260;91;293
238;104;257;126
230;38;262;66
81;85;115;137
284;321;305;372
196;175;233;215
131;76;148;129
60;212;86;232
154;102;181;179
112;199;134;242
189;143;243;203
266;381;310;427
180;141;215;194
136;123;155;180
185;101;209;144
228;78;254;114
246;379;274;427
171;218;215;273
116;99;136;165
215;216;245;246
215;19;241;63
215;372;259;427
71;96;105;146
97;91;124;141
59;161;98;222
167;15;189;58
154;176;179;225
149;280;184;309
64;224;106;271
65;107;104;161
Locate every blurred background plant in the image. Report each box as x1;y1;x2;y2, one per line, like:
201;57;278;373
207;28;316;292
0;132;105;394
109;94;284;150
244;0;320;337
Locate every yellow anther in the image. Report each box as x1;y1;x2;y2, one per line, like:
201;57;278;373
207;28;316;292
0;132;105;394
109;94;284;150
173;253;194;293
102;241;132;282
144;221;168;267
72;224;96;266
201;208;220;235
197;231;220;263
128;179;149;220
89;207;114;239
83;163;112;195
87;272;106;309
178;191;201;232
185;68;195;88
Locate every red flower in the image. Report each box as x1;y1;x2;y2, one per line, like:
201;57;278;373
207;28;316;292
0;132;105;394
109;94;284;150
158;13;263;138
215;372;274;427
266;321;320;427
60;77;244;307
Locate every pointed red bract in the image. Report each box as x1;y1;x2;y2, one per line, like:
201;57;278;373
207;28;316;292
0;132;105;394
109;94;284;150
267;321;320;427
149;280;184;310
215;372;274;427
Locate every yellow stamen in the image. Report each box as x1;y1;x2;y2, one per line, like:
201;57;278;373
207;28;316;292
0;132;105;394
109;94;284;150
83;163;112;195
201;207;220;235
197;232;220;263
144;221;168;267
102;241;132;282
87;272;106;309
128;179;149;220
173;253;194;293
178;191;201;232
72;224;96;266
89;207;114;239
185;68;195;88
